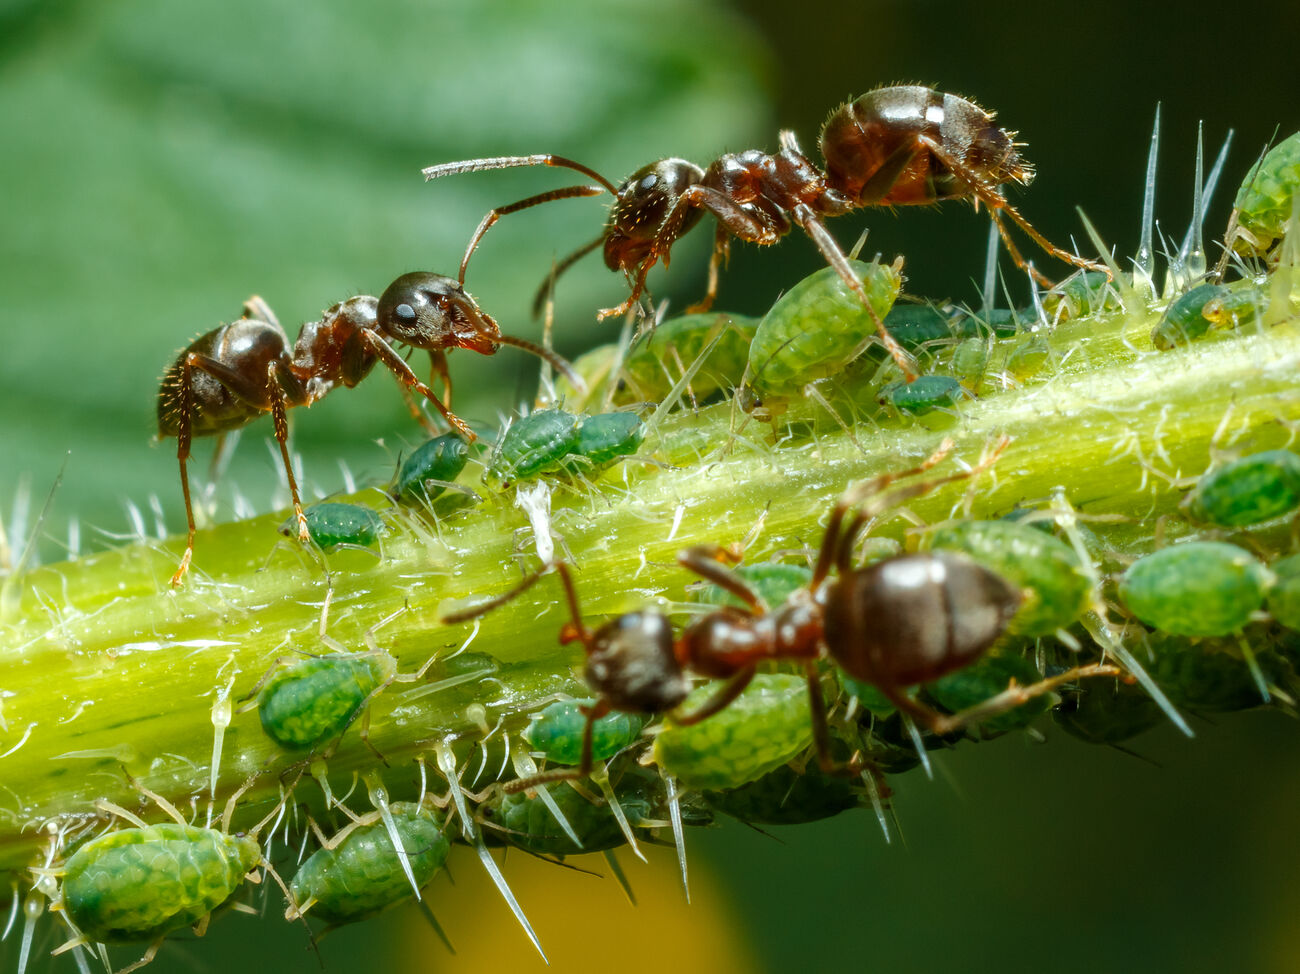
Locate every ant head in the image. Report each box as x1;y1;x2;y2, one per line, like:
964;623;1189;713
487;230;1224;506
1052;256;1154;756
603;158;706;270
584;610;690;713
377;272;502;355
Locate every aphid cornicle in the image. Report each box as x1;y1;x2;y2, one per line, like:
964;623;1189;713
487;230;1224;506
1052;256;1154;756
422;85;1102;381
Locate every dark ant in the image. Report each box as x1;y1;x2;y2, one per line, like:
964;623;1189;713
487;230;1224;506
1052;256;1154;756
443;439;1121;790
157;278;578;586
422;85;1105;381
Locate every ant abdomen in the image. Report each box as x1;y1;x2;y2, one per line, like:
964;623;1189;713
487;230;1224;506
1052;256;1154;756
820;86;1030;206
823;551;1022;686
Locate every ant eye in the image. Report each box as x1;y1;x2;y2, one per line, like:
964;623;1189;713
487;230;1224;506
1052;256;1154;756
638;173;658;191
394;303;417;324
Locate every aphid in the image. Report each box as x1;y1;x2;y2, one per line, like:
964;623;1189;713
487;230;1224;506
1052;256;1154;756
483;409;581;488
1052;679;1164;745
50;777;280;970
394;433;472;504
653;673;812;791
287;801;450;926
1041;269;1117;321
1119;541;1271;637
1200;285;1267;333
521;699;645;767
950;335;991;390
445;442;1119;786
1146;630;1283;712
881;303;962;346
568;412;645;468
928;519;1091;636
1183;449;1300;527
702;753;860;826
422;85;1102;380
618;311;758;402
745;258;901;400
1223;131;1300;259
691;562;815;612
279;502;383;551
158;285;575;585
877;374;968;416
1267;553;1300;630
1150;283;1228;349
479;779;654;858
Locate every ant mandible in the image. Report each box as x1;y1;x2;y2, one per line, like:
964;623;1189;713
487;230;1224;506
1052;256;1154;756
422;85;1105;381
157;279;578;586
444;439;1121;791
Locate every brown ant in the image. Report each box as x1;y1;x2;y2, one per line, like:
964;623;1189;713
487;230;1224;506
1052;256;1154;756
443;440;1121;790
422;85;1105;381
157;277;578;586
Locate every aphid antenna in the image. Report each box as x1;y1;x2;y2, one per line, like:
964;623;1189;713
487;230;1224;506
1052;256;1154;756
1134;103;1162;294
473;836;549;963
1048;488;1193;737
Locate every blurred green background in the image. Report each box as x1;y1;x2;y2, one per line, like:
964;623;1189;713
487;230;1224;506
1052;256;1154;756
2;0;1299;970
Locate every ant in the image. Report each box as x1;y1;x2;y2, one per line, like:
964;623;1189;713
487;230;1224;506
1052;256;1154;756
157;277;578;586
422;85;1105;381
444;439;1121;790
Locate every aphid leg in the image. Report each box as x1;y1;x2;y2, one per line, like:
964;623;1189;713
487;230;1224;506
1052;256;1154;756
684;225;730;314
676;544;767;613
113;940;162;974
926;663;1123;736
360;331;476;441
459;185;608;285
266;361;309;544
791;204;919;381
672;667;756;726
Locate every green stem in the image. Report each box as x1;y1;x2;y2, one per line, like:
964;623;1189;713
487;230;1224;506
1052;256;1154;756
1;291;1298;878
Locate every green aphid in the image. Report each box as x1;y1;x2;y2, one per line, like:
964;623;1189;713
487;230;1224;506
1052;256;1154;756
258;653;393;751
1119;541;1270;637
1151;283;1228;350
747;259;901;397
1229;130;1300;257
691;562;814;611
929;520;1090;636
521;699;645;766
1053;679;1163;745
61;823;261;943
878;374;968;415
289;803;449;926
569;411;645;467
279;502;382;551
483;781;653;857
881;303;959;348
1201;285;1266;333
654;673;811;791
1004;331;1049;382
1185;449;1300;527
395;433;471;504
1041;270;1116;320
925;653;1049;734
1268;554;1300;630
950;335;991;390
620;311;758;401
484;409;581;487
704;759;858;826
1146;632;1281;712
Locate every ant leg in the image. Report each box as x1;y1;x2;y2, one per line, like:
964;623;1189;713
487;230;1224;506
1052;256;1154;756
676;544;766;613
428;350;453;410
671;666;756;726
170;357;198;586
988;209;1055;289
422;154;619;195
531;234;604;318
459;185;607;285
441;565;551;624
360;331;476;441
926;663;1123;736
684;226;730;314
918;135;1106;281
241;295;279;329
503;698;611;794
266;361;309;544
791;204;919;382
804;661;860;776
